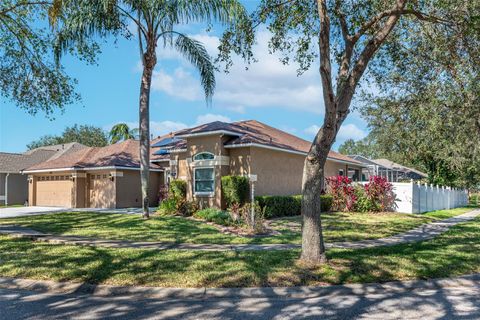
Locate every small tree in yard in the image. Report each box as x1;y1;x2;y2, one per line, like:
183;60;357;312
50;0;252;219
219;0;473;264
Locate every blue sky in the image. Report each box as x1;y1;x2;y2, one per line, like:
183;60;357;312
0;4;368;153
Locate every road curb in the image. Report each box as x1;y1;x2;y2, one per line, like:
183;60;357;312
0;274;479;300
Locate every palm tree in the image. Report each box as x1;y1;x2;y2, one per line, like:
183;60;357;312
109;123;139;144
50;0;250;218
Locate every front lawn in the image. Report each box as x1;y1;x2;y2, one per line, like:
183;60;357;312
0;206;474;244
0;216;479;287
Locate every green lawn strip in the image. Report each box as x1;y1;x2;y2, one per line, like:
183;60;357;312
0;206;474;245
422;205;477;219
0;216;479;288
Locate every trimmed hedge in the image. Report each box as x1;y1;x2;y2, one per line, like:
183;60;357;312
256;195;333;218
221;175;250;207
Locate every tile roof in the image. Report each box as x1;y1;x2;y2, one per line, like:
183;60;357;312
152;119;361;165
25;140;162;171
0;143;88;173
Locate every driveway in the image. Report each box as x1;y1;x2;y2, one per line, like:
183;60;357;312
0;274;479;319
0;206;158;219
0;206;68;219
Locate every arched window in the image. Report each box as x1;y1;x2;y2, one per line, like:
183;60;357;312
193;152;215;161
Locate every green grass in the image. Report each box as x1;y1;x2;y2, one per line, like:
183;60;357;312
0;206;475;244
0;216;479;288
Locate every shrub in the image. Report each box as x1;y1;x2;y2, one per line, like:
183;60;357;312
194;208;234;226
169;179;187;202
221;176;250;207
240;201;265;233
157;198;177;216
470;193;479;205
256;195;302;218
356;176;396;212
320;194;333;212
177;200;199;217
326;176;357;212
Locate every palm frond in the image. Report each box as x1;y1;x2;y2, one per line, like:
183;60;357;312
174;33;215;103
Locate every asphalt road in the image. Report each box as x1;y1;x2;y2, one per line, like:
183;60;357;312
1;277;479;320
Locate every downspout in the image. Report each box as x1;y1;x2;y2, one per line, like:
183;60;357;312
5;173;9;206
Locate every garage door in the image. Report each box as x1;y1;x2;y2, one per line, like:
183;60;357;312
88;174;115;208
36;178;73;207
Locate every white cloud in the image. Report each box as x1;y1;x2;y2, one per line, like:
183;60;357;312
337;123;367;141
304;123;367;141
149;30;324;114
304;125;320;136
150;120;188;137
151;68;203;101
195;113;231;125
110;113;233;138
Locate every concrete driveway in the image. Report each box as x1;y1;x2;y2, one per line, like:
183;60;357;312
0;206;68;219
0;206;158;219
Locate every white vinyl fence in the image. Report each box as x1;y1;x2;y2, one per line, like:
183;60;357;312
391;181;468;213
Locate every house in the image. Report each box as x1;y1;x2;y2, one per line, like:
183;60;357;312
23;140;163;208
0;143;86;206
348;155;428;182
151;120;364;208
22;120;363;209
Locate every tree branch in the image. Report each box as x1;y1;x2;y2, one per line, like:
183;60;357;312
352;7;453;44
0;1;51;15
335;0;353;96
317;0;335;110
338;0;408;114
114;4;148;39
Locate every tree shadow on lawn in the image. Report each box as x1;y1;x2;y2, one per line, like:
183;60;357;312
1;218;479;289
0;222;480;320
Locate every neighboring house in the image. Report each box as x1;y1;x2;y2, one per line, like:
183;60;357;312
349;155;428;182
23;140;163;208
0;143;86;206
151;120;364;208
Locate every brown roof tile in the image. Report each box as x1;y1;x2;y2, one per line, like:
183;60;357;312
26;140;161;171
152;119;361;165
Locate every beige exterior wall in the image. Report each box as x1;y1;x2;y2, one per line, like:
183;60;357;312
115;170;163;208
249;147;304;196
229;147;251;176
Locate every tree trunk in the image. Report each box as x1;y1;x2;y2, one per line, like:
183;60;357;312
139;47;156;219
300;122;338;264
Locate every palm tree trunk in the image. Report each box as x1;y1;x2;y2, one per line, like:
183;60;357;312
139;48;156;219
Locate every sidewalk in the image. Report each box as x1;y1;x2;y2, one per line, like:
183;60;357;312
1;274;479;320
1;209;478;251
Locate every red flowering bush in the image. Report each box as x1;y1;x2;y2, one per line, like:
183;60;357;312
326;176;357;212
357;176;397;212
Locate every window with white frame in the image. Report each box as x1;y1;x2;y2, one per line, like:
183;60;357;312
194;167;214;193
193;152;214;161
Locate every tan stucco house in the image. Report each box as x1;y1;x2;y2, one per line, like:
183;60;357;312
151;120;364;208
0;143;86;205
23;120;363;209
23;140;163;208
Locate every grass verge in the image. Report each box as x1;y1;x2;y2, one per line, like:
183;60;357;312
0;216;478;288
0;206;475;244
